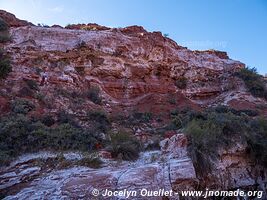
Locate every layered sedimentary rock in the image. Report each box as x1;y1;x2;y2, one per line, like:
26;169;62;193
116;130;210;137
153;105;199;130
0;11;267;199
2;22;265;118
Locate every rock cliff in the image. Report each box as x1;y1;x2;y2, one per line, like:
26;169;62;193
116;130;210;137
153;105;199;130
0;10;266;199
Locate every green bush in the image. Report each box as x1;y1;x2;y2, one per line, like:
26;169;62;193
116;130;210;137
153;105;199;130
129;112;152;124
11;98;35;114
87;110;110;132
109;132;142;161
0;49;11;79
0;150;12;166
24;79;39;90
0;18;8;31
57;110;79;127
0;32;10;43
49;124;90;150
0;114;44;157
41;115;55;127
184;106;267;176
0;18;10;43
0;113;99;165
246;117;267;166
78;155;103;168
236;67;267;99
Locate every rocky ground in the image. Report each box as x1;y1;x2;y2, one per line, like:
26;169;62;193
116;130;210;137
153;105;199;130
1;134;265;199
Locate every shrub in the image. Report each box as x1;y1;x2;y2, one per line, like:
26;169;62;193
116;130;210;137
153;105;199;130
35;92;45;102
109;131;142;161
87;86;102;104
78;154;103;168
185;111;246;175
0;49;11;79
48;124;83;150
0;114;44;156
246;117;267;167
57;110;79;127
0;18;8;31
170;108;204;129
87;110;109;124
175;76;187;89
24;79;39;90
18;86;35;97
168;94;176;105
0;18;10;43
0;150;12;166
183;106;267;177
11;98;35;114
0;113;99;164
236;67;267;99
87;110;110;132
0;32;10;43
41;115;55;127
130;112;152;123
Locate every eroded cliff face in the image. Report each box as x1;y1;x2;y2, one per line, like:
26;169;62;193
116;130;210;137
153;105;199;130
2;21;266;119
0;11;267;199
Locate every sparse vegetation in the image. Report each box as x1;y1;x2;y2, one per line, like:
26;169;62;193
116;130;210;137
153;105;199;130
236;67;267;99
168;93;176;104
0;18;8;31
75;66;85;75
163;33;169;37
76;40;87;48
0;17;10;42
130;112;152;123
0;112;99;165
18;86;35;97
11;98;35;114
109;131;142;161
175;76;187;89
168;106;267;176
87;85;102;104
87;110;110;132
40;115;55;127
0;49;11;79
78;154;103;168
24;79;39;90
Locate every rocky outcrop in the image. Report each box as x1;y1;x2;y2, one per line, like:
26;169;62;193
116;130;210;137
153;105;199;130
210;142;267;195
0;10;266;199
1;22;262;120
0;134;196;199
1;134;266;199
0;10;32;27
1;10;266;119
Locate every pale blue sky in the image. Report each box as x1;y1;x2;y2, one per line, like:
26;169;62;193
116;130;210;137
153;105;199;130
0;0;266;74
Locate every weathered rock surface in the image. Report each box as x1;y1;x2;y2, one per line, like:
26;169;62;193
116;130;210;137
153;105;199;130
1;12;265;119
1;134;266;199
1;134;196;199
0;11;267;200
0;10;32;27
